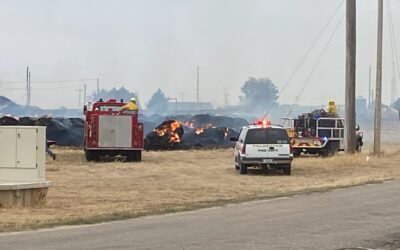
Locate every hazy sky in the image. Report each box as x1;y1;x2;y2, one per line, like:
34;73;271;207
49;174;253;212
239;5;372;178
0;0;399;109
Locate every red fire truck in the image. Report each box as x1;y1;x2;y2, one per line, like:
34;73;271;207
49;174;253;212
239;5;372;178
83;98;143;162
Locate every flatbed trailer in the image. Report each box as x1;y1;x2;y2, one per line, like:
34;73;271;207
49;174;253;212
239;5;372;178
284;116;363;157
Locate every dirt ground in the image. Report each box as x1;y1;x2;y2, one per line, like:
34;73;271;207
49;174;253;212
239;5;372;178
1;145;400;232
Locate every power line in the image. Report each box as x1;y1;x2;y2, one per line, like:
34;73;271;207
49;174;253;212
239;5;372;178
285;13;345;119
279;0;345;96
265;0;344;116
0;78;98;85
0;84;89;90
388;0;400;78
387;0;400;102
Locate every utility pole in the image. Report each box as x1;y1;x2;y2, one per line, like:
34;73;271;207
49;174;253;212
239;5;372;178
26;67;28;106
83;84;87;106
196;66;199;103
96;78;100;95
345;0;356;154
26;66;31;107
374;0;383;155
28;71;31;106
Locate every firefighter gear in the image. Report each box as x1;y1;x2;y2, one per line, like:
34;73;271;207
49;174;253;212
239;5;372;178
327;100;337;115
120;97;138;112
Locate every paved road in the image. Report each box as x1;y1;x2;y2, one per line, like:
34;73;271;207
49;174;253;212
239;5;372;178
1;182;400;250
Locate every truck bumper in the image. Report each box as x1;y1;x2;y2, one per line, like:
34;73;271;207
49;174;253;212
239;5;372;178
85;147;143;151
241;158;293;165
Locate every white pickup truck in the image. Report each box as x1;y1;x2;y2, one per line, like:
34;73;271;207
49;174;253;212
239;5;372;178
231;123;293;175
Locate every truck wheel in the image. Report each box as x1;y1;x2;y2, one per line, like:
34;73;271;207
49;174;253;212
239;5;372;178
134;151;142;162
330;141;339;156
282;164;291;176
93;151;100;162
356;136;363;152
126;151;134;162
293;149;301;157
238;157;247;175
234;156;239;170
85;150;93;161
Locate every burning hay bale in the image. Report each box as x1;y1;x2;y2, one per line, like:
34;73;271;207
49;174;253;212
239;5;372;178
182;127;238;148
144;119;239;150
144;120;187;150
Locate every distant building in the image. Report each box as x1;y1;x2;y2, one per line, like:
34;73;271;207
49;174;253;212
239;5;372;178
167;101;214;114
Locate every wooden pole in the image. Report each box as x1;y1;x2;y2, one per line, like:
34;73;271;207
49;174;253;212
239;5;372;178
374;0;383;155
196;66;199;103
83;84;87;106
96;78;100;95
345;0;356;154
26;66;29;106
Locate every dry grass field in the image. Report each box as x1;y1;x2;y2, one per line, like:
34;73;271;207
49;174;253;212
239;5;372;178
1;145;400;232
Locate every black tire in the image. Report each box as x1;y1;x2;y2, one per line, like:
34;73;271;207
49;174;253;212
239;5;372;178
126;151;134;162
85;150;93;161
330;141;339;156
356;141;362;152
238;157;247;175
293;149;301;158
321;141;339;157
282;164;291;176
134;151;142;162
234;156;239;170
355;136;363;152
93;151;100;162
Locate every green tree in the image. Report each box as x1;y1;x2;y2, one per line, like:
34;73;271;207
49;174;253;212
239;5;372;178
240;77;279;110
147;89;169;114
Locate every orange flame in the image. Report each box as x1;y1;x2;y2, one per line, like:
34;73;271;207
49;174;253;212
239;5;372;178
154;120;182;143
182;121;194;128
195;127;204;135
170;121;180;131
169;121;181;142
155;128;168;136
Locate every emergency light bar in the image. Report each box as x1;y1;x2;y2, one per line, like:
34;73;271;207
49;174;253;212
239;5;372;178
253;119;271;127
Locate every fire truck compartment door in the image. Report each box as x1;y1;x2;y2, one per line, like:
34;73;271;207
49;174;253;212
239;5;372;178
99;116;132;148
114;116;132;147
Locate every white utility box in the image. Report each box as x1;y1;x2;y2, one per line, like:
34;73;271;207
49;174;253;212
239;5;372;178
0;126;46;182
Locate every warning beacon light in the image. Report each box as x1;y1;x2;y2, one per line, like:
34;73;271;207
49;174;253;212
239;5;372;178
253;119;271;127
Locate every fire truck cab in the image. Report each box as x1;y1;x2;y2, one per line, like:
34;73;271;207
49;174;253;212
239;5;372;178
83;98;143;162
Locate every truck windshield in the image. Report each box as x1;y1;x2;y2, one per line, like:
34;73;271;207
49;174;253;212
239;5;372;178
245;128;289;144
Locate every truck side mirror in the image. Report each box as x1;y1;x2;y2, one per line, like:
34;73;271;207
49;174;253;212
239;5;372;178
355;124;360;131
83;105;87;114
230;137;238;142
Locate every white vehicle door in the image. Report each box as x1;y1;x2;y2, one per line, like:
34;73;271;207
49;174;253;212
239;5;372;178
235;128;246;159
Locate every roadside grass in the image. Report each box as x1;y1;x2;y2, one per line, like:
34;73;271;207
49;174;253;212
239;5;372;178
0;145;399;232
